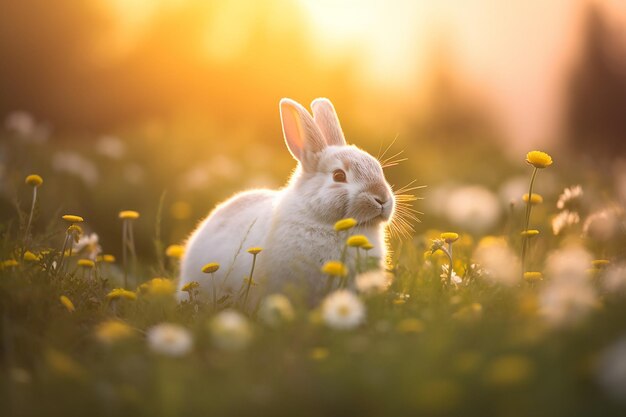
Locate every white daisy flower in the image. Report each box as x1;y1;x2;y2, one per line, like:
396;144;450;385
258;294;295;327
472;238;520;286
355;270;392;295
551;210;580;236
147;323;193;357
596;336;626;402
72;233;102;260
583;208;621;241
444;185;501;234
557;185;583;210
208;310;253;351
601;263;626;294
52;151;99;186
545;245;592;283
95;135;126;159
540;245;596;327
321;290;365;330
539;279;596;327
440;264;462;287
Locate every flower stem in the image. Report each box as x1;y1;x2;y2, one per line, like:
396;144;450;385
242;254;257;309
521;167;538;276
22;187;37;257
57;231;70;276
211;272;217;312
122;220;128;288
447;242;453;286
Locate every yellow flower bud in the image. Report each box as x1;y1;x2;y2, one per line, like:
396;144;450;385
25;174;43;187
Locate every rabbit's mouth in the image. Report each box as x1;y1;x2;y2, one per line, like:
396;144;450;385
357;211;391;227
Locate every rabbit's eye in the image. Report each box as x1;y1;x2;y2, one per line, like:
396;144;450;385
332;169;347;183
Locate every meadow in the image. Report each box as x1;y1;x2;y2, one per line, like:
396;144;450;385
1;118;626;417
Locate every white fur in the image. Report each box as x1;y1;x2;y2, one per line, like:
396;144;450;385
178;98;394;304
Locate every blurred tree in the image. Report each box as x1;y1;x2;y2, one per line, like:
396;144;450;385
566;5;626;157
0;0;356;133
415;37;496;145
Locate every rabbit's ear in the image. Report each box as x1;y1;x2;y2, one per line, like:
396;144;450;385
280;98;326;170
311;98;346;147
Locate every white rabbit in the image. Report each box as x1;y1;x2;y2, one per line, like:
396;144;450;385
178;98;395;303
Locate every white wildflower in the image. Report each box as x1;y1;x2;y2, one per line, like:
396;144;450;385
540;245;596;327
5;111;49;143
208;310;253;351
52;151;99;186
601;263;626;294
498;176;529;206
472;238;520;286
557;185;583;210
444;185;501;234
539;279;596;327
258;294;295;327
440;264;462;287
596;336;626;402
147;323;193;357
551;210;580;235
583;208;621;241
72;233;102;260
545;245;592;283
321;290;365;330
95;135;126;159
180;164;213;191
355;270;392;295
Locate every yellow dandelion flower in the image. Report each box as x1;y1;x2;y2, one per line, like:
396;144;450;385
25;174;43;187
453;303;483;321
96;254;116;263
67;225;82;236
484;355;534;387
140;277;175;296
23;251;40;262
362;242;374;250
521;229;540;237
202;263;220;274
334;218;357;232
62;215;84;223
1;259;19;269
346;235;370;247
247;247;263;255
243;277;257;286
165;244;185;259
440;232;459;243
95;320;134;345
523;272;543;282
106;288;137;301
182;281;200;292
321;260;348;277
77;259;95;268
309;347;330;361
525;150;553;169
396;318;425;334
45;349;85;380
118;210;140;220
59;295;75;312
522;193;543;205
592;259;610;268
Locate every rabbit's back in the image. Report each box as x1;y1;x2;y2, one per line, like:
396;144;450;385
178;189;277;301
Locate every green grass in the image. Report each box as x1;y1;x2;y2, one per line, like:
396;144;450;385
1;132;626;417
